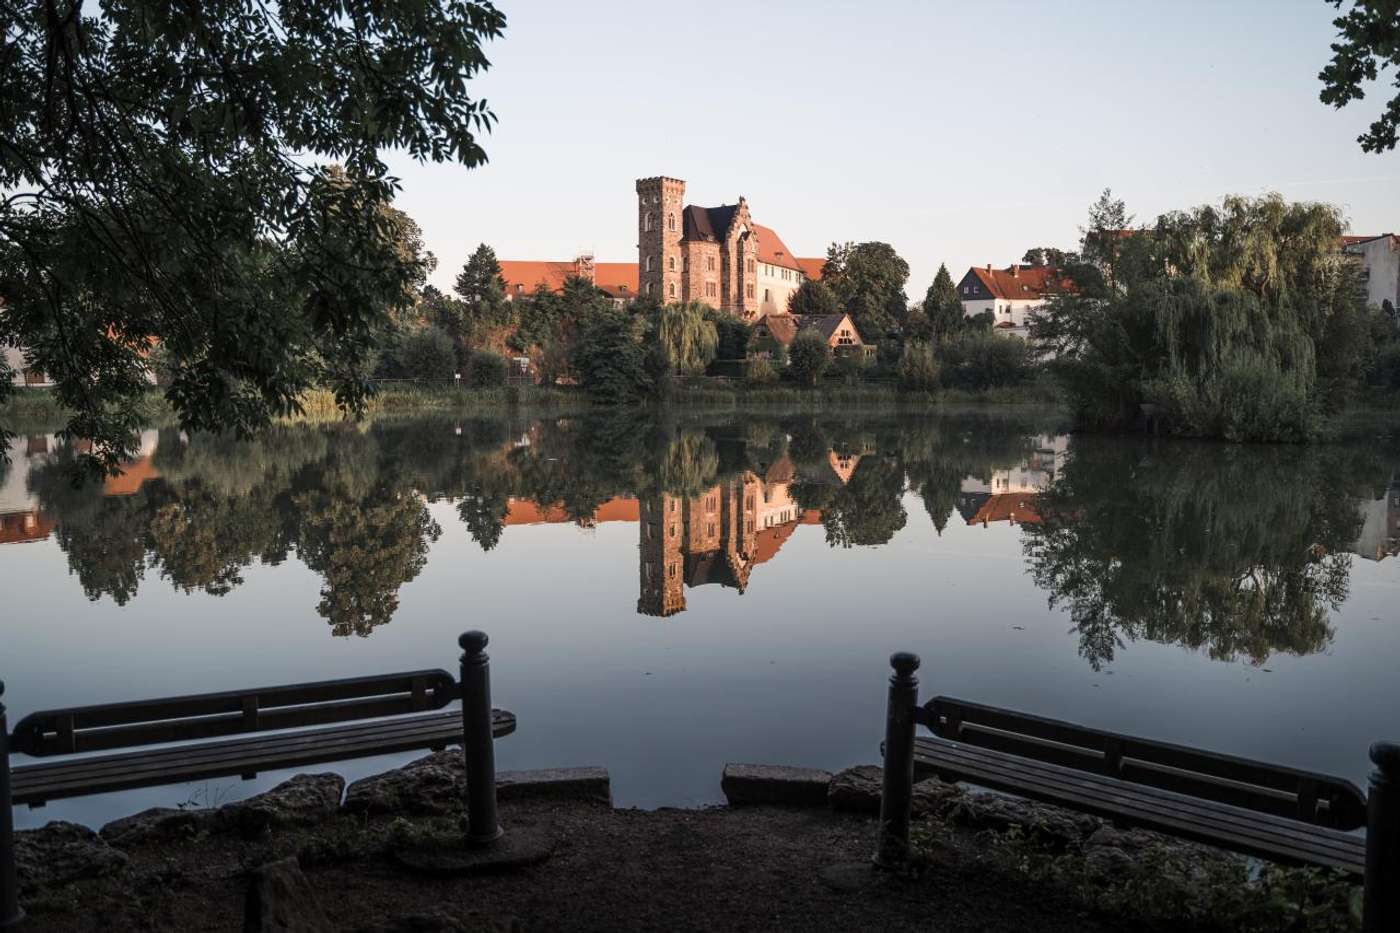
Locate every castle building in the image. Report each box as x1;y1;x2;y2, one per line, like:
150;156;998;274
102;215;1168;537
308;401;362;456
636;176;817;320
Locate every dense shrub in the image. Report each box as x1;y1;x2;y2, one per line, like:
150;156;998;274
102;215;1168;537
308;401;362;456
788;329;832;386
746;358;778;385
897;342;940;390
942;331;1032;389
570;307;652;403
834;350;868;384
399;326;457;381
467;349;509;388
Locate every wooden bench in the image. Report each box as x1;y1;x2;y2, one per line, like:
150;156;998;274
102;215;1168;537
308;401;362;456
873;652;1400;932
2;630;514;928
7;670;516;807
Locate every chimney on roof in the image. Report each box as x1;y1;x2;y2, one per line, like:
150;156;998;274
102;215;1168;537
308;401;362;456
986;263;992;272
1011;264;1020;278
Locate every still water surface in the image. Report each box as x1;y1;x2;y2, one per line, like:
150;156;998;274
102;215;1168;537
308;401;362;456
2;410;1398;827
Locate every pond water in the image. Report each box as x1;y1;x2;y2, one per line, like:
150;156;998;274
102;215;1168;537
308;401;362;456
2;410;1398;828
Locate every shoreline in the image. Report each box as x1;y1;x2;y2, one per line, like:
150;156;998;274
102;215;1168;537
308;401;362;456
12;754;1360;932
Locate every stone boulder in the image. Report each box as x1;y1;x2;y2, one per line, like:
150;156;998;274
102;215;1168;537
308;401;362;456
344;750;465;816
244;857;332;933
1082;824;1244;883
13;821;128;894
827;766;963;816
220;773;345;837
950;792;1101;848
721;764;832;807
100;807;214;847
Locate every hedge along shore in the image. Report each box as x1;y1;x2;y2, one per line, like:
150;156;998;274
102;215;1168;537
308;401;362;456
10;754;1361;933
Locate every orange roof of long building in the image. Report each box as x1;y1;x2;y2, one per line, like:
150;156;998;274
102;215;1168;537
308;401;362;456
0;510;56;545
752;224;803;271
497;261;640;300
504;496;641;526
795;257;825;280
968;265;1066;301
966;493;1041;526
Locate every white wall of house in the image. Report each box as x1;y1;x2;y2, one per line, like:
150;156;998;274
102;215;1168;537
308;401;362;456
960;298;1045;336
757;263;804;315
1351;237;1400;309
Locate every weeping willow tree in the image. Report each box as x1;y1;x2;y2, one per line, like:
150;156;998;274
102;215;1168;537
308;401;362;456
1034;193;1370;442
651;301;719;376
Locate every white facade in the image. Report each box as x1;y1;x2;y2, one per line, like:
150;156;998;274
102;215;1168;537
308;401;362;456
1346;235;1400;310
960;434;1067;495
756;262;805;316
960;297;1046;338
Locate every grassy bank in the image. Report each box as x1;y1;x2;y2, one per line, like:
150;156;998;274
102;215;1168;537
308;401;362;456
3;378;1065;436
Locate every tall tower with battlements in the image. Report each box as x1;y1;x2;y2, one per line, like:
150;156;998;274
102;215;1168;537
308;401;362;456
636;177;685;303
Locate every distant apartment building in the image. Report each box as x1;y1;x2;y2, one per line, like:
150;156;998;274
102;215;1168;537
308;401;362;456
3;346;53;387
1350;471;1400;562
956;264;1061;339
498;253;639;308
1342;234;1400;310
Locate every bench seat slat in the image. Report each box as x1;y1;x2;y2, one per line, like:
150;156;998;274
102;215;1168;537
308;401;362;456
12;709;515;806
912;736;1364;874
922;739;1361;857
919;738;1363;861
13;715;484;791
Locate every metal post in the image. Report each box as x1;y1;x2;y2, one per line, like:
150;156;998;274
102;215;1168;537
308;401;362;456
873;652;920;870
459;632;503;845
1;681;23;929
1365;741;1400;933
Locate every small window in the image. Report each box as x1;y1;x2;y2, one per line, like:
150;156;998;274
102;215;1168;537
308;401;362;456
644;213;653;232
645;255;654;272
670;283;677;297
746;259;754;274
764;288;771;302
668;256;675;271
746;283;755;298
668;214;676;231
515;284;523;293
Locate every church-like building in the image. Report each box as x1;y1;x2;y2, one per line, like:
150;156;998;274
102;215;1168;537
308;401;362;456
636;176;817;319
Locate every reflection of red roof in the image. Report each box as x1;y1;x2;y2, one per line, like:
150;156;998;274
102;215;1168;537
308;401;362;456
103;455;159;496
753;520;798;565
800;510;823;525
795;258;825;280
969;265;1065;301
966;493;1041;526
0;510;56;545
504;496;640;526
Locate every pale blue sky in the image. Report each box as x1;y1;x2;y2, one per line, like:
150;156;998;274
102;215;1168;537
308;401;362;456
386;0;1399;299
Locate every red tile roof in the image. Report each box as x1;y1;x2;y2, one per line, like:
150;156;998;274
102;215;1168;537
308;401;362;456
497;260;639;300
752;224;803;271
795;257;825;280
966;493;1041;526
752;313;862;347
969;265;1064;301
0;510;56;545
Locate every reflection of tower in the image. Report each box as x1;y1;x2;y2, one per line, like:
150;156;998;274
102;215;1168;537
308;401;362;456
637;493;685;617
722;476;759;593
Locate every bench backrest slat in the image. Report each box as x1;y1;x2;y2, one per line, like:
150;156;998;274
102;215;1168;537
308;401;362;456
8;670;457;757
925;696;1367;830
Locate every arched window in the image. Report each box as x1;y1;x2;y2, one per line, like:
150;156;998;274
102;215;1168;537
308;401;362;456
670;283;677;297
644;213;653;232
645;255;654;272
668;214;676;231
746;258;755;274
668;256;675;271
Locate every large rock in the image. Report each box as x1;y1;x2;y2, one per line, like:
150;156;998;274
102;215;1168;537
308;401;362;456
13;821;128;894
950;792;1101;848
721;764;832;807
221;773;345;836
1082;824;1244;883
244;857;332;933
100;807;214;847
344;751;611;815
344;750;465;816
827;765;964;816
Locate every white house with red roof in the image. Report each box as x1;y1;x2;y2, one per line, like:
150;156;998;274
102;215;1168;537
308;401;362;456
956;264;1060;339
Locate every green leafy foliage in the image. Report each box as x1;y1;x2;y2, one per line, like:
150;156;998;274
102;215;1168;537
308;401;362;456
467;350;509;388
0;0;506;471
788;329;832;386
942;331;1033;390
399;327;458;382
571;307;653;403
652;301;719;376
820;242;910;341
898;342;940;391
1318;0;1400;153
921;264;965;342
453;244;513;341
787;279;841;316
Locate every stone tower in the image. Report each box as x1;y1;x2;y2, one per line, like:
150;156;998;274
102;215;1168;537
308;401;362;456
637;493;685;617
636;177;685;302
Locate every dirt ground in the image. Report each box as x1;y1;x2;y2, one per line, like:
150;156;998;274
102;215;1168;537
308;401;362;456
23;797;1143;933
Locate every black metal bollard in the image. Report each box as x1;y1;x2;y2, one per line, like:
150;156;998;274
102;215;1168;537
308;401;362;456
873;652;920;869
1;681;22;929
1365;741;1400;933
459;632;503;845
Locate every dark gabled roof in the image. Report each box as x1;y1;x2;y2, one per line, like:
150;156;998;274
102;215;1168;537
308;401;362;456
797;314;849;341
683;204;740;242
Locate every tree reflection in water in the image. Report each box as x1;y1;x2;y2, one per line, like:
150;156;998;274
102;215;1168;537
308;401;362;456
1021;438;1392;670
17;412;1396;660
